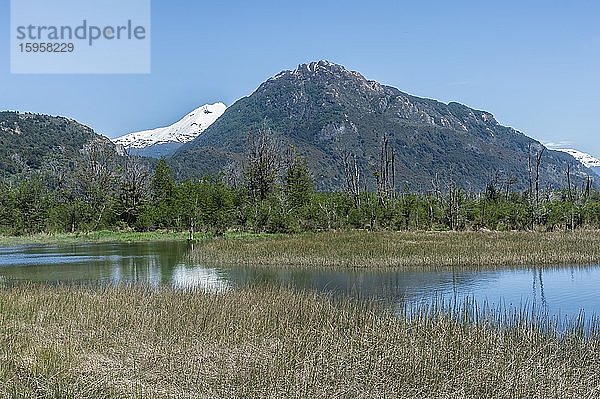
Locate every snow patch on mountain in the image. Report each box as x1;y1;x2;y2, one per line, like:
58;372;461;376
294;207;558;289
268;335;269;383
113;103;226;149
554;148;600;169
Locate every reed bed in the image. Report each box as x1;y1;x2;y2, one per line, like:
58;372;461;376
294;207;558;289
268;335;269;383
0;285;599;398
190;230;600;269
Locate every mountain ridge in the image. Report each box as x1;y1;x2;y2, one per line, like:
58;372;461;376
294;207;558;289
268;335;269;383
0;111;117;176
172;60;595;191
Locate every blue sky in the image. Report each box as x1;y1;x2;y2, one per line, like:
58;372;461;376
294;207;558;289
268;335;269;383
1;0;599;155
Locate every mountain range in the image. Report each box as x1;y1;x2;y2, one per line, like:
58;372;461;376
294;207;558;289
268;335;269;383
169;60;596;191
114;103;226;158
2;61;598;192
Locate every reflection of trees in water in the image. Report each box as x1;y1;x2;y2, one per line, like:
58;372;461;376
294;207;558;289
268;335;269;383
452;270;458;302
532;267;547;310
107;241;190;286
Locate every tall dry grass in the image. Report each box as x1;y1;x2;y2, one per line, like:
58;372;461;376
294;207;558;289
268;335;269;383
190;230;600;269
0;285;599;398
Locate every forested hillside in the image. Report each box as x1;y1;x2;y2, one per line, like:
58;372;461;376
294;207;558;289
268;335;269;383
0;111;118;176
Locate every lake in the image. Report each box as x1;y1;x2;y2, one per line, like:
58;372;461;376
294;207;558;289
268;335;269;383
1;241;599;325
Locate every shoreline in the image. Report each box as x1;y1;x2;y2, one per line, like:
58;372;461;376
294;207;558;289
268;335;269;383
0;230;192;246
0;230;279;246
3;229;600;269
190;229;600;269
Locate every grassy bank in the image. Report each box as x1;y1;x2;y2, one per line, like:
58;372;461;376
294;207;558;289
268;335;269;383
0;230;279;247
0;285;597;398
0;230;194;246
191;230;600;269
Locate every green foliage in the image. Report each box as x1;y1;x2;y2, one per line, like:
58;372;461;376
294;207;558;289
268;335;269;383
147;159;177;228
198;179;235;235
1;155;600;236
285;157;314;209
151;159;176;203
12;175;52;234
3;97;600;238
0;166;600;235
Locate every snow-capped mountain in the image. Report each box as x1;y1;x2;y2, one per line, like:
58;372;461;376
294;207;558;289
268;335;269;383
113;102;226;157
555;148;600;176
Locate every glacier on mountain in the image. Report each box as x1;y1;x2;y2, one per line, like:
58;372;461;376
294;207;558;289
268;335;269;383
113;102;226;150
555;148;600;169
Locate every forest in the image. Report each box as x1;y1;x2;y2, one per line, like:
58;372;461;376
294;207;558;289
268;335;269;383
1;130;599;237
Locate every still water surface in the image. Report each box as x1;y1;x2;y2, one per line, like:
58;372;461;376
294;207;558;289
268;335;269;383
1;242;599;323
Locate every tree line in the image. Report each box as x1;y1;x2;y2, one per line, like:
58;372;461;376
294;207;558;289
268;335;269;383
0;130;599;236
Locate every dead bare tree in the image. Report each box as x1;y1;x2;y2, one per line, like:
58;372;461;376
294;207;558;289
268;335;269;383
534;146;545;207
245;124;280;201
341;149;361;207
69;140;120;231
504;175;517;201
584;175;592;199
374;133;396;207
446;176;461;231
527;143;534;201
526;144;547;228
119;157;151;227
566;163;573;202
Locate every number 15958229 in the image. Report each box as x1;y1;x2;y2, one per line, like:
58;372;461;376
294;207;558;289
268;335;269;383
19;43;74;53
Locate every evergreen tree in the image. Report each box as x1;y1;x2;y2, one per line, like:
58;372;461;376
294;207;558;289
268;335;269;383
149;159;177;228
151;159;176;203
285;157;314;209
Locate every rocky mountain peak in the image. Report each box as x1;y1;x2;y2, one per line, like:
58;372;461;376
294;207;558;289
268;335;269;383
267;60;372;86
295;60;355;76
